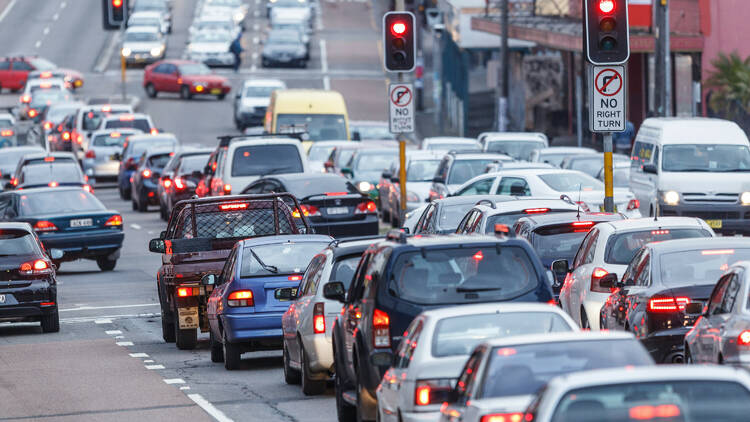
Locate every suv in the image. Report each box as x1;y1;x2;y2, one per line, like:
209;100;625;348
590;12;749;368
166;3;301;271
325;230;555;421
428;152;512;201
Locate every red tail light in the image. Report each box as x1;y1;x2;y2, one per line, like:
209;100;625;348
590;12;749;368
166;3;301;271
44;156;55;162
293;204;320;218
105;215;123;226
524;208;549;214
20;259;52;275
313;302;325;334
76;134;83;144
648;296;690;313
415;379;453;406
34;220;58;232
629;404;680;420
83;184;94;193
43;122;52;130
142;169;152;178
288;274;302;281
738;330;750;346
85;149;96;159
219;203;248;211
0;129;13;137
48;181;59;187
28;109;38;118
325;192;347;196
227;290;254;307
20;95;31;103
150;128;158;135
480;413;525;422
174;177;186;190
10;177;17;186
590;267;612;293
415;385;431;406
373;308;390;348
571;221;595;232
177;287;200;297
627;199;640;210
223;183;232;194
162;179;172;188
355;200;377;214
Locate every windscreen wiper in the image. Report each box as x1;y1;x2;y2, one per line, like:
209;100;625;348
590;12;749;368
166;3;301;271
248;249;278;274
456;286;502;293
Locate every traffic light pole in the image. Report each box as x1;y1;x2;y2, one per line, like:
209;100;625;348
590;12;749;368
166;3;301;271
398;72;408;226
603;133;614;212
120;21;127;101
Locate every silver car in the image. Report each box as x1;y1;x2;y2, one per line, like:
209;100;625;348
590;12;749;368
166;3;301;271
376;303;579;422
186;30;236;67
82;129;141;182
233;78;286;130
281;237;376;395
121;26;166;65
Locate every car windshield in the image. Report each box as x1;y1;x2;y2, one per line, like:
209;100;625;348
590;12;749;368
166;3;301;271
487;140;546;160
231;145;303;177
245;85;281;98
193;31;231;43
30;84;61;93
659;248;750;287
18;190;104;216
539;172;603;192
407;159;440;182
0;229;38;256
92;133;129;147
240;241;329;277
551;380;750;422
480;340;653;399
332;254;362;290
275;114;347;141
354;152;397;172
308;145;336;162
662;144;750;172
178;63;212;75
268;31;300;44
124;31;159;42
129;17;159;26
28;57;56;70
605;228;710;265
432;312;573;358
485;211;575;234
388;246;538;305
438;203;475;231
447;159;497;185
105;118;151;132
21;163;80;185
539;153;577;167
353;125;395;140
180;155;209;174
30;91;67;107
284;177;358;197
195;22;232;31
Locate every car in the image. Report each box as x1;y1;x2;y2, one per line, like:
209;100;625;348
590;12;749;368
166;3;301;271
28;68;84;90
127;10;170;35
261;29;309;68
281;237;379;395
8;151;78;189
595;158;631;187
380;151;443;226
267;0;312;22
82;129;141;183
421;136;480;153
270;13;311;51
131;148;174;212
323;142;389;175
557;217;714;330
685;261;750;367
265;89;350;145
327;230;556;422
20;78;67;100
233;79;286;130
121;26;166;65
100;113;156;134
70;103;134;152
341;147;398;203
188;14;240;40
39;102;84;152
428;151;513;200
453;168;642;217
117;133;178;200
561;152;629;177
0;55;58;92
143;59;231;100
132;0;172;32
13;160;90;192
524;366;750;422
20;90;73;123
600;237;750;363
440;332;654;422
528;146;597;167
477;131;548;160
186;30;236;68
195;136;233;197
0;187;124;271
157;148;211;220
377;303;579;422
350;121;396;141
454;198;582;235
198;0;248;27
307;141;351;173
411;195;513;235
242;173;379;237
0;222;62;332
205;234;332;369
0;146;44;184
0;112;17;148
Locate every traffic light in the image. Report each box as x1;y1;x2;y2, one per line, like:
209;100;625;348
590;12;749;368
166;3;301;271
383;11;416;72
584;0;629;64
102;0;128;30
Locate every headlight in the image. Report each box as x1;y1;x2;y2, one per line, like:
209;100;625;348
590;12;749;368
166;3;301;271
234;12;244;21
407;191;419;202
150;47;163;57
662;190;680;206
358;181;373;192
121;47;132;57
741;192;750;205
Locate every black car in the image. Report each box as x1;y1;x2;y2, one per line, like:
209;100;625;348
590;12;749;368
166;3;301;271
132;147;173;212
600;237;750;363
261;29;308;68
325;229;555;422
242;173;379;237
412;195;514;235
14;160;90;192
157;148;211;220
0;222;61;332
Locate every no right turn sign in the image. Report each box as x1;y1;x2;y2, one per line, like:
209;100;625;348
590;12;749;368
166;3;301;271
589;65;626;132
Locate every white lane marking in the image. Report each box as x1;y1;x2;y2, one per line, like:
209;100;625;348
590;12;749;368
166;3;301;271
250;64;257;72
0;0;18;23
43;27;49;35
62;313;159;324
252;23;259;32
60;1;66;8
115;335;124;339
94;31;121;73
320;39;330;90
144;359;155;363
105;330;122;335
252;36;259;45
116;341;134;346
251;52;258;60
164;378;185;384
60;303;158;312
146;364;165;370
129;353;149;358
180;386;191;390
34;40;41;49
52;13;58;21
188;394;233;422
253;9;259;17
94;319;113;324
130;223;142;230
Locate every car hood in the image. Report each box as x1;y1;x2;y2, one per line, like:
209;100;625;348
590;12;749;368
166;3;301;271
241;97;270;108
272;7;310;20
469;395;536;415
123;41;162;51
658;171;750;194
188;42;230;54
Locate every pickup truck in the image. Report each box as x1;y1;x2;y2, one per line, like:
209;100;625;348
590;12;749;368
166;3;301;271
148;193;311;350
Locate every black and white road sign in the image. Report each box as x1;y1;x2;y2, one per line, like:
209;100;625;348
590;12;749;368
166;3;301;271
589;65;626;132
389;83;414;134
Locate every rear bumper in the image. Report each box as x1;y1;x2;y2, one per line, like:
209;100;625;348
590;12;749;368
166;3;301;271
641;326;691;363
39;230;124;261
400;411;441;422
222;311;285;345
301;332;334;375
661;203;750;234
0;281;56;322
311;215;379;238
83;159;119;178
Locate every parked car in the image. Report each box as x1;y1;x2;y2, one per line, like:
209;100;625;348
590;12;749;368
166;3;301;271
157;148;211;220
428;151;512;200
477;131;548;161
117;133;178;200
143;59;230;100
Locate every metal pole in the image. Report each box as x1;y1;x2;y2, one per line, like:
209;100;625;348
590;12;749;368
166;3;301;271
398;73;408;225
576;73;583;147
603;133;614;212
120;21;126;101
498;0;509;131
663;0;672;116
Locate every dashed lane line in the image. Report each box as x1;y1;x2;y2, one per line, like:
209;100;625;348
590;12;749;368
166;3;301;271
188;394;234;422
60;303;158;312
0;0;18;23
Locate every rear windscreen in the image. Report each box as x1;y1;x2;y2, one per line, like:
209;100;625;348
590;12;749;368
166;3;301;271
19;190;104;216
93;134;128;147
0;230;38;256
240;241;329;277
174;207;297;239
659;248;750;287
331;254;362;290
148;154;172;169
130;140;176;158
231;145;303;177
605;228;711;265
105;118;151;132
22;163;81;185
531;227;589;263
180;155;209;174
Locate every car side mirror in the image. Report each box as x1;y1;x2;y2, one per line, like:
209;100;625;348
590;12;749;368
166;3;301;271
551;259;569;274
49;248;63;260
642;163;658;174
159;230;167;239
432;176;445;184
201;273;216;285
323;281;346;302
149;238;166;253
274;287;297;301
597;273;619;289
685;302;703;315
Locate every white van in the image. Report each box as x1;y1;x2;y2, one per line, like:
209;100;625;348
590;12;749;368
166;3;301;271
629;117;750;234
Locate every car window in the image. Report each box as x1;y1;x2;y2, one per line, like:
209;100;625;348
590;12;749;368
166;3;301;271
722;273;742;313
447;160;496;185
0;60;9;70
496;177;530;196
362;247;390;299
573;229;597;268
456;177;493;196
21;163;81;185
218;246;238;285
621;248;644;285
634;252;651;287
231;145;303;177
659;248;750;288
300;255;325;297
13;61;32;71
0;229;38;255
455;350;483;404
347;251;372;303
708;275;731;316
393;318;423;369
147;154;172;169
105;118;152;132
583;229;599;264
604;228;710;265
455;210;476;234
331;254;362;290
240;241;328;277
414;204;434;234
631;141;654;168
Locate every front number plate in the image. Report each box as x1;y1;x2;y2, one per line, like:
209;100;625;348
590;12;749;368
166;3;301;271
178;306;199;329
705;219;723;229
70;218;93;227
327;207;348;215
210;88;221;95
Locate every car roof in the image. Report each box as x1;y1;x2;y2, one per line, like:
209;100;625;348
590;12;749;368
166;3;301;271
310;140;352;148
330;237;383;258
406;150;445;160
0;146;43;154
481;330;636;348
229;137;301;148
484;168;578;177
267;173;346;184
516;211;622;226
382;233;524;249
349;121;388;127
126;25;160;33
143;147;174;157
537;147;597;154
91;128;140;136
599;216;707;232
647;237;750;254
6;186;86;195
239;234;333;248
424;137;477;144
640;117;749;145
479;198;579;215
103;113;151;121
0;222;33;231
21;151;76;160
482;132;548;142
450;153;510;161
127;133;177;143
130;10;162;18
435;194;517;206
419;302;573;320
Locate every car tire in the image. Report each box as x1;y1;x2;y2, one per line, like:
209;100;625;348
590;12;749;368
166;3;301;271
174;314;197;350
180;85;192;100
96;257;117;271
223;331;241;370
301;345;326;395
145;83;157;98
161;310;176;343
217;93;226;100
40;309;60;333
283;341;301;384
131;196;138;211
210;330;224;363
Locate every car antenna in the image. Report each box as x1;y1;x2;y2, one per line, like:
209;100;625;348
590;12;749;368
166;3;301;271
576;183;582;218
654;202;659;221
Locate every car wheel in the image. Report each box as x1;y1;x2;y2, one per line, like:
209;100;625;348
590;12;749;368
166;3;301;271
131;196;138;211
174;313;197;350
161;309;175;343
334;336;356;422
180;85;192;100
96;257;117;271
40;309;60;333
217;93;226;100
580;308;591;330
223;331;241;370
283;341;301;384
145;83;157;98
301;344;326;395
210;329;224;363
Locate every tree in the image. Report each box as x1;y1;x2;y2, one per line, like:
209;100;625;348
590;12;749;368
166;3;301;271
705;52;750;122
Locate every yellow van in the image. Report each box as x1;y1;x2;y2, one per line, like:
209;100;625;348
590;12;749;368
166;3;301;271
265;89;350;151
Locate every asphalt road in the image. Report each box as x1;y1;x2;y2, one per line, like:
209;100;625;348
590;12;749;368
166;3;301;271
0;0;387;420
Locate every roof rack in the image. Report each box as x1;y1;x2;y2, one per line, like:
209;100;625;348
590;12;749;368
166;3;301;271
217;133;306;147
475;199;497;209
386;229;408;244
330;235;385;247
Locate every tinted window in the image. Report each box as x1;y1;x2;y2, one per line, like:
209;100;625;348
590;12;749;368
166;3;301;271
18;190;105;216
83;110;104;130
124;31;159;42
569;156;605;176
179;155;209;174
352;124;395;141
13;61;33;71
231;145;303;177
147;154;172;169
92;133;128;147
605;228;710;265
21;163;81;185
659;248;750;287
447;159;497;185
437;203;475;231
308;145;336;162
0;60;9;70
485;211;575;233
331;254;362;289
245;85;282;97
105;118;152;132
130;140;176;158
276;114;347;141
0;229;38;256
240;241;329;277
486;140;546;160
406;159;440;182
531;227;589;263
282;177;358;197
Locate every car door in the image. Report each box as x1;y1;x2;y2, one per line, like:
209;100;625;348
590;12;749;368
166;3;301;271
0;59;11;89
715;273;742;361
342;251;372;378
564;228;598;321
380;317;423;416
9;59;32;90
163;63;180;92
207;246;238;335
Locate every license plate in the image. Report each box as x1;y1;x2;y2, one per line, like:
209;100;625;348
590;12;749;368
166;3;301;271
0;294;4;304
327;207;349;215
178;306;199;329
70;218;93;227
210;88;221;95
599;205;618;212
706;219;723;229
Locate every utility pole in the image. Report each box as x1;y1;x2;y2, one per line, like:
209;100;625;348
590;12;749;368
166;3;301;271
497;0;510;131
655;0;671;116
662;0;672;116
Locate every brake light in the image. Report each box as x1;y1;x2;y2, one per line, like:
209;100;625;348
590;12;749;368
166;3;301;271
142;169;152;178
119;114;135;121
480;413;525;422
627;199;640;210
105;215;123;226
162;179;172;188
62;131;70;141
125;157;136;170
28;109;37;118
177;287;199;297
415;385;431;406
101;105;112;112
648;296;690;313
33;220;58;232
651;229;670;235
20;95;30;103
48;181;58;187
355;200;377;214
473;250;484;261
0;129;13;137
701;249;735;255
738;330;750;346
228;290;254;307
85;150;95;159
44;122;52;130
590;267;612;293
288;275;302;281
10;177;17;186
629;404;680;420
150;128;158;135
82;184;94;193
313;302;325;334
110;131;121;137
572;221;595;227
219;203;248;211
174;177;186;190
293;204;320;218
325;192;347;196
223;183;232;194
20;259;52;275
524;208;549;214
44;156;55;162
76;134;83;144
40;71;52;78
373;308;390;348
414;379;453;406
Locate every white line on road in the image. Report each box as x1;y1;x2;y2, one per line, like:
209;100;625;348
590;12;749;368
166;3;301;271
252;36;259;45
52;13;58;21
115;335;124;339
164;378;185;384
188;394;234;422
253;9;259;17
130;223;142;230
116;341;134;346
129;353;149;358
180;386;191;390
252;23;259;31
105;330;122;335
62;313;159;324
94;319;113;324
0;0;18;23
60;303;158;312
251;52;258;60
144;359;154;363
43;27;49;35
146;364;165;370
60;1;66;8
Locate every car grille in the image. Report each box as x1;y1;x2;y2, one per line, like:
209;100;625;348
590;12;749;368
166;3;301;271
682;193;738;203
681;211;740;220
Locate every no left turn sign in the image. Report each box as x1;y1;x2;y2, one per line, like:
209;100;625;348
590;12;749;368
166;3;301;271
389;83;414;134
589;65;626;132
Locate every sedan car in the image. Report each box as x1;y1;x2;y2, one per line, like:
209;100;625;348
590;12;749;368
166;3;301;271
127;10;170;35
341;147;398;203
206;234;332;370
157;148;211;220
377;303;578;422
561;152;629;177
0;222;62;332
117;133;178;199
121;25;166;65
186;30;236;68
262;29;309;68
82;129;140;183
439;332;654;422
0;187;124;271
14;160;90;192
131;148;173;212
143;59;230;100
428;152;513;201
233;78;286;130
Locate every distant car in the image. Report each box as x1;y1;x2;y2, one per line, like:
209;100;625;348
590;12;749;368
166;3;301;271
143;59;231;100
39;102;84;152
412;195;515;235
199;0;248;27
127;10;170;35
529;147;597;167
242;173;379;237
0;113;17;148
82;129;141;183
186;30;236;68
157;148;211;220
20;78;66;99
233;79;286;130
428;151;513;200
0;187;124;271
189;14;240;40
28;68;84;90
341;147;398;203
262;29;309;68
421;136;480;153
350;121;396;141
14;160;90;192
595;158;632;187
8;152;78;189
100;113;156;134
206;234;332;370
478;131;548;161
267;0;312;22
130;148;174;213
380;151;443;226
21;90;73;122
70;103;134;152
561;152;629;177
438;332;654;422
132;0;172;32
377;303;579;422
0;222;62;332
323;142;393;175
0;146;44;184
121;25;166;65
307;141;350;173
0;55;58;92
117;133;178;200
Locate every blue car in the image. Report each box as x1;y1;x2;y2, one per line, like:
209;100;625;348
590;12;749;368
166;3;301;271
206;234;333;370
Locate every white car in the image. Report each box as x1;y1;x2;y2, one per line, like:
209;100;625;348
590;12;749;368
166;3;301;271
127;10;169;34
198;0;248;26
558;217;715;330
528;146;597;167
453;168;642;217
233;79;286;130
121;26;166;64
21;78;66;97
189;13;241;40
527;366;750;421
186;30;236;67
271;4;312;32
421;136;480;153
477;131;548;161
439;331;654;422
454;198;582;235
307;141;350;173
377;303;578;422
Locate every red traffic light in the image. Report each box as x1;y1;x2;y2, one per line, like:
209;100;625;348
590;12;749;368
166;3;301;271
391;21;407;36
598;0;615;14
112;0;122;6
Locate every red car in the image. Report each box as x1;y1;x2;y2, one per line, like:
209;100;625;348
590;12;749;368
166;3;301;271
142;59;230;100
0;56;83;92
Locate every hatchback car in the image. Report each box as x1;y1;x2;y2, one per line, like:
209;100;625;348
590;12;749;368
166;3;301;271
428;152;512;200
143;60;231;100
0;55;58;92
100;113;155;134
454;198;581;235
411;195;514;235
117;133;178;199
14;160;89;192
82;129;140;183
131;148;174;212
